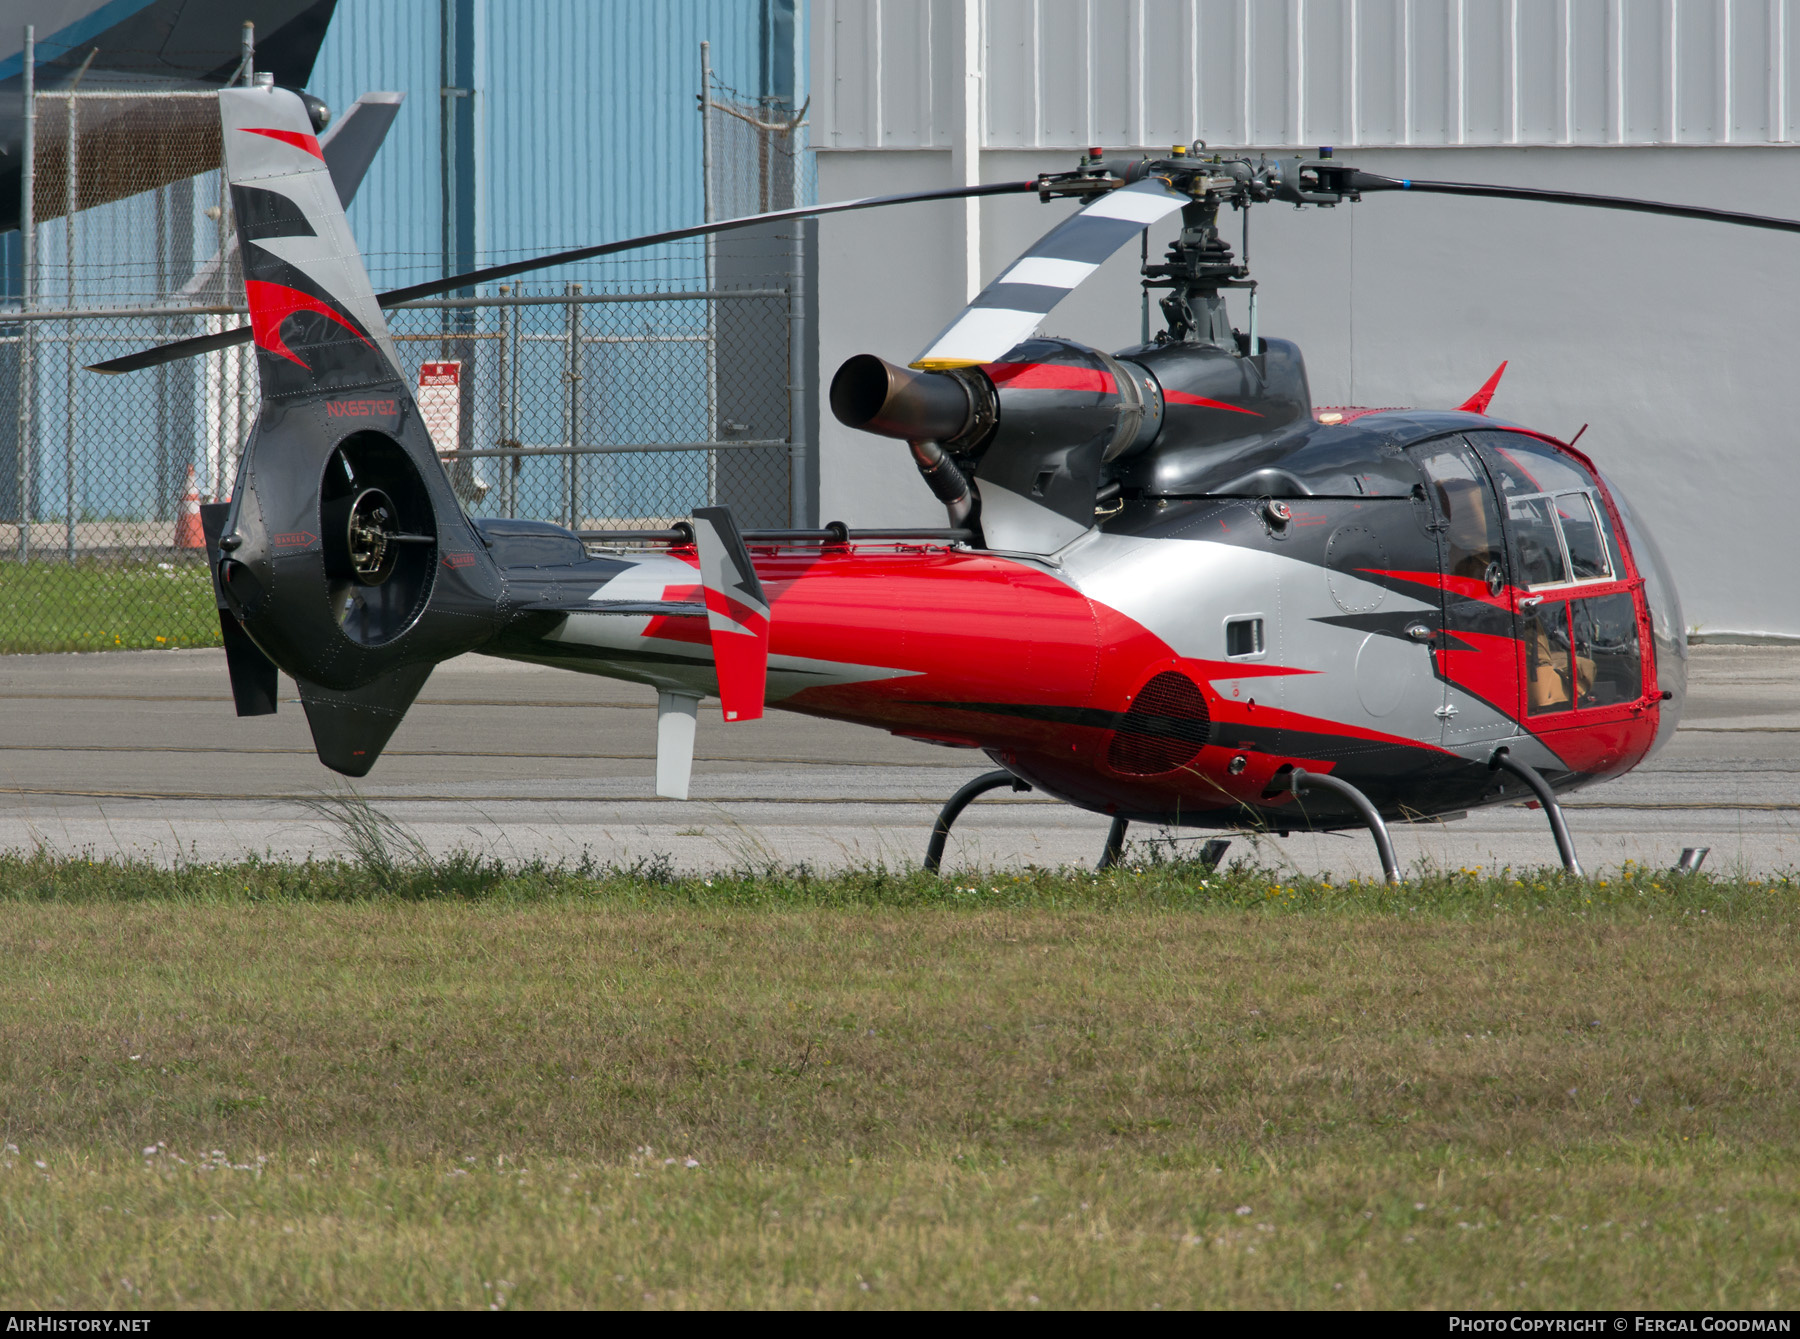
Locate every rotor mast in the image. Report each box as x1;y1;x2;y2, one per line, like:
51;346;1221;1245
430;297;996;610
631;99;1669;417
1144;191;1251;349
1043;149;1288;352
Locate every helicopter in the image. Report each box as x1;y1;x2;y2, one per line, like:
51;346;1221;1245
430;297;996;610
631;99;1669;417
95;84;1800;882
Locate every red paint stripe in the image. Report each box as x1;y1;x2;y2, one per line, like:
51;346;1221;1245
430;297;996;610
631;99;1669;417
1164;389;1262;415
1188;657;1318;682
243;280;373;369
1362;566;1522;611
982;361;1115;393
702;586;768;637
240;126;325;161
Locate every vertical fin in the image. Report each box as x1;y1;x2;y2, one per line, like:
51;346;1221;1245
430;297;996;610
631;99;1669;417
220;85;406;397
655;691;701;800
692;506;770;723
297;663;434;778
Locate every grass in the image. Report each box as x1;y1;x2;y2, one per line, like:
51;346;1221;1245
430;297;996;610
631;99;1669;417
0;558;219;653
0;837;1796;1309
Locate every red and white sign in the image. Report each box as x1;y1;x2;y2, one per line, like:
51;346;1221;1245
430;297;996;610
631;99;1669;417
417;360;461;462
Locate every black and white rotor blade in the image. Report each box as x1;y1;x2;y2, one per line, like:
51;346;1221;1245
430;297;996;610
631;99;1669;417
88;179;1040;375
909;176;1189;370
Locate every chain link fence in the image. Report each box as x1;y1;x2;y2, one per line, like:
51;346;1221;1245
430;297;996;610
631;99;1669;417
0;75;814;654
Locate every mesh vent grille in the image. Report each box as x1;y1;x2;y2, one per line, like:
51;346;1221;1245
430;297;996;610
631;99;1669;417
1106;671;1211;777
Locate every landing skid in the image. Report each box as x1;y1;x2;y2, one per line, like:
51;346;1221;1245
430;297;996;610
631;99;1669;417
1489;747;1584;877
923;770;1031;874
1280;768;1401;885
925;752;1590;885
924;773;1233;875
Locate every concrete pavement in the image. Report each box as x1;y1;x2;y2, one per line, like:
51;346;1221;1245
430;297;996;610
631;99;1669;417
2;644;1797;877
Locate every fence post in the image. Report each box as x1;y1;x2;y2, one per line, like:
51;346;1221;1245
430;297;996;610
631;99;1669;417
700;41;718;505
786;224;807;527
496;283;512;518
63;87;77;562
564;281;582;529
15;24;32;562
508;290;522;519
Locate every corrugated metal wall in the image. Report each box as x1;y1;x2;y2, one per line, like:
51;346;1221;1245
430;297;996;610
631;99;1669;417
818;0;1800;151
307;0;795;291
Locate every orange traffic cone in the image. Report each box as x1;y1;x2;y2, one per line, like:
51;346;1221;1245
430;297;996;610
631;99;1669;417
174;465;205;550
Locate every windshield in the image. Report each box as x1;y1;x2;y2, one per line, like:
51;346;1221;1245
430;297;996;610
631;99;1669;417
1475;435;1622;591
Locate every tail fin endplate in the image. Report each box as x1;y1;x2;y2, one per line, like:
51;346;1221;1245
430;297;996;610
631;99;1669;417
692;507;770;723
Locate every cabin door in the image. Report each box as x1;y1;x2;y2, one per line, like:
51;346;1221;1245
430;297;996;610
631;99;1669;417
1405;438;1523;748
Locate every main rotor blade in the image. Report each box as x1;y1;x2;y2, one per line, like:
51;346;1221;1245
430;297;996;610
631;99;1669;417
910;176;1190;370
1350;171;1800;234
381;179;1039;305
87;180;1041;375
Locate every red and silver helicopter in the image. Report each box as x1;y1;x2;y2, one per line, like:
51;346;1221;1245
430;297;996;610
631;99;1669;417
102;85;1800;880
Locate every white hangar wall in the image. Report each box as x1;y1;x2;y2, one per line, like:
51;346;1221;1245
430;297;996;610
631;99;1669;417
809;0;1800;638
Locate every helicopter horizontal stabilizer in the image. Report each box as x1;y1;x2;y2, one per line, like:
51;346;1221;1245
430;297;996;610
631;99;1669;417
911;178;1188;370
693;506;770;723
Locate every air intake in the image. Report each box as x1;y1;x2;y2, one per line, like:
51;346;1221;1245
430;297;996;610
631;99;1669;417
1106;672;1211;776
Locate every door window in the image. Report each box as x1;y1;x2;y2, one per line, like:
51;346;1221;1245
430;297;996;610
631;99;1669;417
1558;494;1613;580
1572;592;1642;707
1526;602;1577;715
1509;496;1569;586
1411;442;1506;587
1527;593;1642;715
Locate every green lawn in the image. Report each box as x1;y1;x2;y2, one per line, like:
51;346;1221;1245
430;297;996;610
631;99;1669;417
0;850;1795;1309
0;559;219;653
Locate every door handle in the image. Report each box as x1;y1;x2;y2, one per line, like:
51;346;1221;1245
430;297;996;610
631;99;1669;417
1517;595;1544;609
1405;622;1438;642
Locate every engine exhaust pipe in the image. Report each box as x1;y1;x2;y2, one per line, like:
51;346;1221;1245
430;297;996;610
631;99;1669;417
830;354;975;442
909;439;972;525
